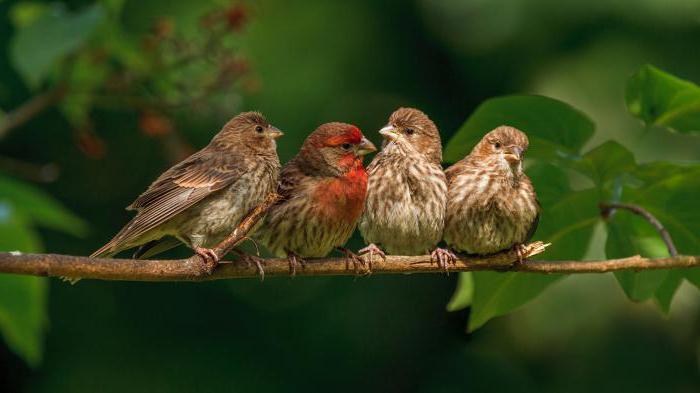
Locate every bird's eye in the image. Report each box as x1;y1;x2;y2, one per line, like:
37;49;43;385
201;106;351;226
405;128;415;135
255;125;264;133
341;143;352;150
494;142;501;149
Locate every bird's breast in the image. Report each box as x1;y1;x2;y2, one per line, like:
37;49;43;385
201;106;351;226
314;168;368;223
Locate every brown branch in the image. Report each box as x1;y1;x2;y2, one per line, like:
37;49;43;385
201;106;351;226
600;202;678;257
0;86;67;140
0;243;698;282
0;195;696;282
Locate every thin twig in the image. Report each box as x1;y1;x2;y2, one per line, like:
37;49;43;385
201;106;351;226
600;202;678;256
0;246;698;281
209;192;281;259
0;86;67;140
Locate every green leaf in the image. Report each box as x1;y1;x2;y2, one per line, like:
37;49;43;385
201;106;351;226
626;64;700;134
0;203;47;367
469;272;560;331
0;275;47;367
686;269;700;290
10;3;105;88
0;175;88;237
443;95;595;163
614;162;700;309
0;203;42;251
525;162;571;207
605;212;669;302
446;273;473;312
570;140;636;188
654;270;684;314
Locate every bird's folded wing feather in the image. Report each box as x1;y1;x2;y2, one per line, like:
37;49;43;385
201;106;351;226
109;150;245;246
274;159;304;203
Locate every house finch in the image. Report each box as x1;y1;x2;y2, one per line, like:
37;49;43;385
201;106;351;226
358;108;454;269
90;112;283;273
254;122;376;275
443;126;539;260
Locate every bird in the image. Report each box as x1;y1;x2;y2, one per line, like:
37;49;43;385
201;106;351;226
253;122;376;275
357;107;454;270
90;111;283;274
443;125;540;261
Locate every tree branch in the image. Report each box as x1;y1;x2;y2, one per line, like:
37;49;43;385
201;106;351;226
0;86;67;140
600;202;678;256
0;195;696;282
0;244;698;281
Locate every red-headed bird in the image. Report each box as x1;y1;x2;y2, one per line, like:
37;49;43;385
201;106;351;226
254;122;376;275
444;126;539;260
91;112;283;272
358;108;455;269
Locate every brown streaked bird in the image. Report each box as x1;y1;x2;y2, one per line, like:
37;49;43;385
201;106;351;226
90;112;283;273
444;125;539;260
358;107;454;269
254;122;376;275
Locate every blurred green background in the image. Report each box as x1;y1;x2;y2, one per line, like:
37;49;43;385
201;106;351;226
1;0;699;392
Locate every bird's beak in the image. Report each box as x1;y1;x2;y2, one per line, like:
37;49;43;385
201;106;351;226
504;146;523;164
266;126;284;139
379;125;400;141
356;137;377;156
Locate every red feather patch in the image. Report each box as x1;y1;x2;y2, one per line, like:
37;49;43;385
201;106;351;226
314;158;368;221
323;125;362;147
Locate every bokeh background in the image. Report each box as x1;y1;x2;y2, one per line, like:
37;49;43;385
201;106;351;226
1;0;700;392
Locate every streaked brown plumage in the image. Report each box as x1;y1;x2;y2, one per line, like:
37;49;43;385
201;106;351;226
254;122;376;274
444;125;539;257
91;112;282;270
358;108;454;268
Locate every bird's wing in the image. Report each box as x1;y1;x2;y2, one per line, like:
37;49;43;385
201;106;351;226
92;150;245;256
274;158;304;203
525;200;541;242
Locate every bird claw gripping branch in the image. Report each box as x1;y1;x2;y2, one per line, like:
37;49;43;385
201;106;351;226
338;247;369;275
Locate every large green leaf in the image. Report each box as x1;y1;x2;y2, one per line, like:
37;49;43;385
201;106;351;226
616;162;700;310
468;272;560;331
0;175;87;237
569;140;636;189
0;203;47;367
446;273;473;312
10;3;105;88
605;212;669;302
443;95;594;163
626;64;700;134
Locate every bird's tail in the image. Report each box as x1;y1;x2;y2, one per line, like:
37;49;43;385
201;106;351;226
90;242;119;258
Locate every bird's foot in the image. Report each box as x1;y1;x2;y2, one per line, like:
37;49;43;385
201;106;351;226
286;252;306;277
234;250;266;281
338;247;369;275
358;243;386;270
194;246;220;274
512;243;528;265
430;248;457;273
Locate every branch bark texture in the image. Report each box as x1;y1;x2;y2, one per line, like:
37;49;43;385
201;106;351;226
0;195;697;282
0;243;698;282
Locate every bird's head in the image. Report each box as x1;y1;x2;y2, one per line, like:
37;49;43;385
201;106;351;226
212;111;283;152
472;125;529;175
378;107;442;163
300;122;376;176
